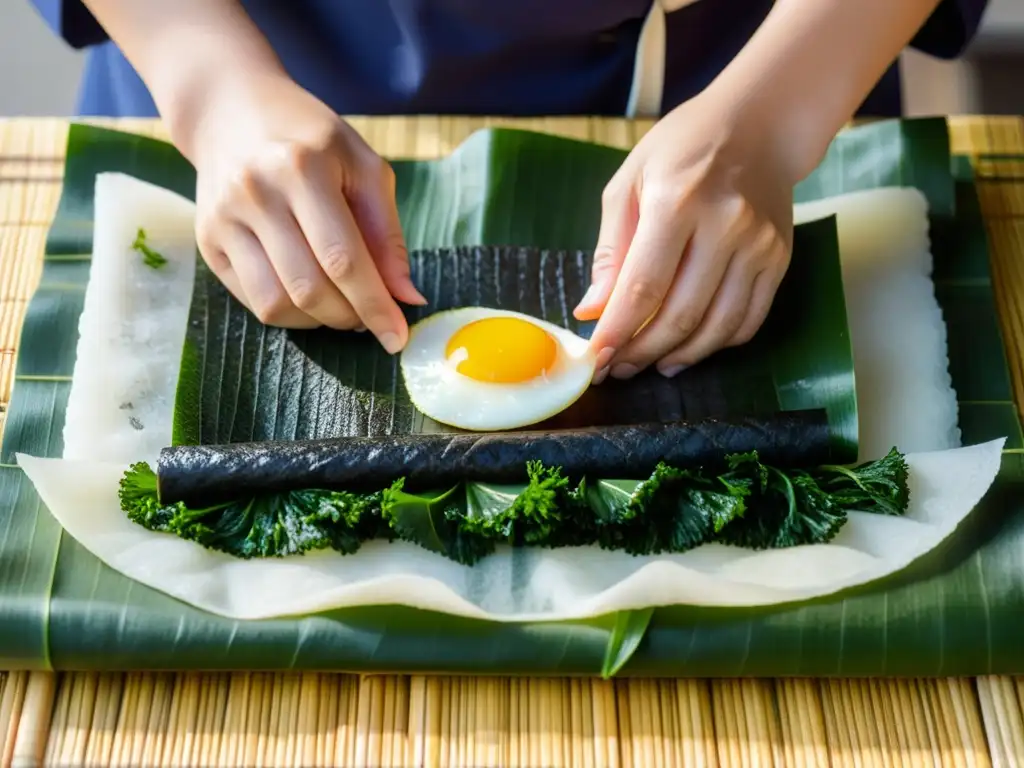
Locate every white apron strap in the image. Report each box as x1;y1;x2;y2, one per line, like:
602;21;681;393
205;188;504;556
625;0;702;118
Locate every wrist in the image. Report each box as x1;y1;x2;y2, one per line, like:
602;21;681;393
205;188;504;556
700;57;837;188
146;36;286;160
704;0;943;184
154;52;286;162
79;1;286;160
671;84;798;189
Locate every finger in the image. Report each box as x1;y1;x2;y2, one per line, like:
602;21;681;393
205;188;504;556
222;159;360;329
588;194;696;359
348;154;426;306
291;163;409;353
219;225;322;329
248;200;361;330
205;256;252;312
574;180;638;321
608;219;748;378
197;221;315;325
656;252;759;375
728;245;789;347
194;242;249;305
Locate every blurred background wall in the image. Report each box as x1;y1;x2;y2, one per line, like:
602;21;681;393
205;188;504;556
1;0;1022;117
0;0;84;116
902;0;1024;116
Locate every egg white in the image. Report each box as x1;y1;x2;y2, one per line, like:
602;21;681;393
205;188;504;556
400;307;597;431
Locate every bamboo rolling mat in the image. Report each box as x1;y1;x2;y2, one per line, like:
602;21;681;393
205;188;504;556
0;116;1023;767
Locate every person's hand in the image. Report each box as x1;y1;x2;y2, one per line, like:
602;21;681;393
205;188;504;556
574;91;795;383
186;72;425;353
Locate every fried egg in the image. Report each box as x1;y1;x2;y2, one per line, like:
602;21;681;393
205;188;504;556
399;307;597;431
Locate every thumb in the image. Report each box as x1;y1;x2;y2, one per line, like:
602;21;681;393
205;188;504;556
574;184;637;321
347;157;427;306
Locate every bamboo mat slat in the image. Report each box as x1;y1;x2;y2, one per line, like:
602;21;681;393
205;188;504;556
0;116;1022;767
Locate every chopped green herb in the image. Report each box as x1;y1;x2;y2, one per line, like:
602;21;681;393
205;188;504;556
118;449;911;565
131;227;168;269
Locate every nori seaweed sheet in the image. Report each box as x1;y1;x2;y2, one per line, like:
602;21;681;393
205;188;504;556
175;245;842;447
157;410;833;506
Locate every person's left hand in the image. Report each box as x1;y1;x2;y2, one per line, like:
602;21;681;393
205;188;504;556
574;91;796;383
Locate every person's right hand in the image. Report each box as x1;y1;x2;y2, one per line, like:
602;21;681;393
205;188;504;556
184;72;425;354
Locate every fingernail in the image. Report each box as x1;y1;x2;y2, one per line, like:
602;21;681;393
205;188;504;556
611;363;638;380
379;332;403;354
658;364;686;378
576;282;603;311
354;325;368;333
595;347;616;371
592;366;610;385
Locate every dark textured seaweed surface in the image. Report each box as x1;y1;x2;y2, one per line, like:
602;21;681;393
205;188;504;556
174;243;852;460
157;410;833;505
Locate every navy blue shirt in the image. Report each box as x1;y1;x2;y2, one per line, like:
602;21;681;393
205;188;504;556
31;0;989;118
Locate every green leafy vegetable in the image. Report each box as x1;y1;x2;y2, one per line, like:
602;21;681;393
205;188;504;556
816;447;911;515
131;227;167;269
715;448;910;549
118;450;910;565
459;462;592;548
119;462;380;558
590;463;752;556
382;480;492;565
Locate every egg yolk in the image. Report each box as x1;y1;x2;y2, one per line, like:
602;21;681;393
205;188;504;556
445;316;558;383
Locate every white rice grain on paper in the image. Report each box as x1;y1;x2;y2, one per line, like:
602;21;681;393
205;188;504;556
62;173;197;466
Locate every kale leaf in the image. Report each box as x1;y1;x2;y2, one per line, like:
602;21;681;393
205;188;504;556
119;462;379;558
381;480;496;565
813;447;910;515
117;446;911;565
458;461;592;548
591;463;749;555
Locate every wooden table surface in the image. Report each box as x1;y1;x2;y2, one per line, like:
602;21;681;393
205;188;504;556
0;115;1023;767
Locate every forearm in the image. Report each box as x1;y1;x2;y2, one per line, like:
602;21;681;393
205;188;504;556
707;0;943;183
80;0;285;155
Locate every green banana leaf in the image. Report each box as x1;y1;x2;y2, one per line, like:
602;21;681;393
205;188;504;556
2;118;1022;676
